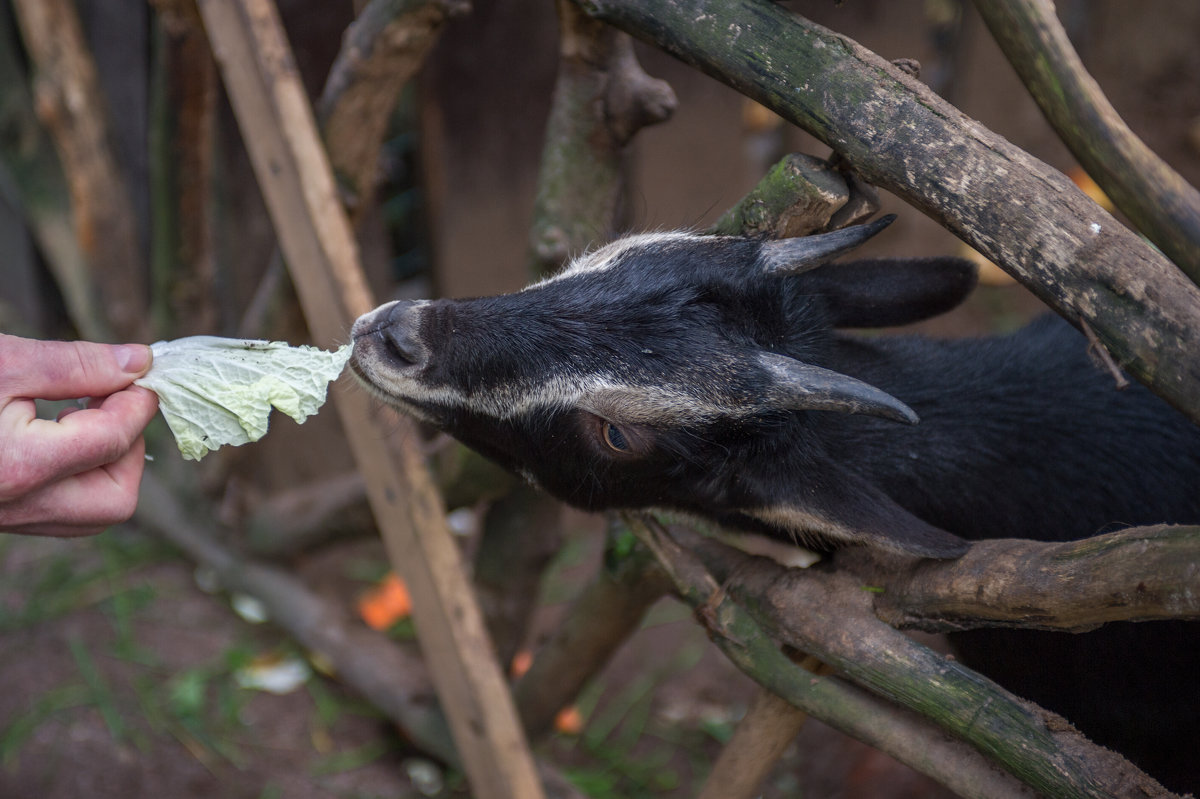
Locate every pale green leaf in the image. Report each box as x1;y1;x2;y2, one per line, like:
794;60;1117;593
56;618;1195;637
135;336;351;461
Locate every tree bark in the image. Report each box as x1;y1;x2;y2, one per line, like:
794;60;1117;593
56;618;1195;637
709;152;849;238
528;0;675;275
0;8;108;341
575;0;1200;427
148;0;221;337
846;525;1200;633
12;0;148;342
974;0;1200;287
317;0;468;220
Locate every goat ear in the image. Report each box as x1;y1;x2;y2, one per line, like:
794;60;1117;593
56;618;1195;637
757;351;918;425
758;215;896;275
801;256;978;328
743;463;969;559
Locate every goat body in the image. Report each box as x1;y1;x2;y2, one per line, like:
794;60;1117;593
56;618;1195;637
351;218;1200;789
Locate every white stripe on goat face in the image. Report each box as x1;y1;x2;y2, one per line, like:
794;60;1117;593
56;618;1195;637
373;366;767;428
529;231;705;287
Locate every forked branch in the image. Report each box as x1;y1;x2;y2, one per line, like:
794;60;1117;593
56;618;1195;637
646;520;1178;798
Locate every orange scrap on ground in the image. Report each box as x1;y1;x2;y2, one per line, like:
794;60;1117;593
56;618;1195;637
358;573;413;631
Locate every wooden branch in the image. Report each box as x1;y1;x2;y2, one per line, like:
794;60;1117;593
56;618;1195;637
673;526;1177;798
709;152;849;238
576;0;1200;427
0;9;109;341
194;2;544;796
243;440;521;558
840;525;1200;633
528;0;676;275
244;471;372;556
625;517;1039;799
695;687;810;799
12;0;148;342
974;0;1200;287
317;0;467;219
513;529;670;739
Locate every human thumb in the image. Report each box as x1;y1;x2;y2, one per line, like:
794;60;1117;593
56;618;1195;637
114;343;153;376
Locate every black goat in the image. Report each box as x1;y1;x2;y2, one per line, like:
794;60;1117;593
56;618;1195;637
351;216;1200;789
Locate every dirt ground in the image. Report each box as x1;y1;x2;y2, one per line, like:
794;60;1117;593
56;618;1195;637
3;1;1200;798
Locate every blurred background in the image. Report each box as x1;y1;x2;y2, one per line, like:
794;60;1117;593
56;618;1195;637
2;1;1198;797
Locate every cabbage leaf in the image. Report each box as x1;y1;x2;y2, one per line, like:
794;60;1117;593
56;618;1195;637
135;336;352;461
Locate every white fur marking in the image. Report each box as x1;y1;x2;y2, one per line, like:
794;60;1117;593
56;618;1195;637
530;231;704;287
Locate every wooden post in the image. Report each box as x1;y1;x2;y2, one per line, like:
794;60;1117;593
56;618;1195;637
194;1;546;796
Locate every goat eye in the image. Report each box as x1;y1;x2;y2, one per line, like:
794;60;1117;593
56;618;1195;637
602;421;630;452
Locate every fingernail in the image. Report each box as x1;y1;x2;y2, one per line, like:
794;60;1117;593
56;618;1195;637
116;344;152;374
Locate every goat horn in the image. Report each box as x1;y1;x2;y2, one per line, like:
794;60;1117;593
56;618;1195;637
758;214;896;275
758;351;918;424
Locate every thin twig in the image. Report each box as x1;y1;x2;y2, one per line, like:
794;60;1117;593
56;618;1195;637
1079;317;1130;389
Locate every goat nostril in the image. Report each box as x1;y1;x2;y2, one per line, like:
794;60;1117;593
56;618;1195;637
379;327;420;367
372;300;425;368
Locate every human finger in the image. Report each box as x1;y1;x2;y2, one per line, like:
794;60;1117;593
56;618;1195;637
0;434;147;536
0;386;158;503
0;334;152;402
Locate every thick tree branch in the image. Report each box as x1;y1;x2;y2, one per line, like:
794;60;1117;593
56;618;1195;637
974;0;1200;287
709;152;849;238
575;0;1200;427
839;525;1200;633
661;522;1177;798
148;0;221;338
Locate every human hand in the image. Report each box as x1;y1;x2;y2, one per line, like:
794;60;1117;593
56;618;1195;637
0;334;160;536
